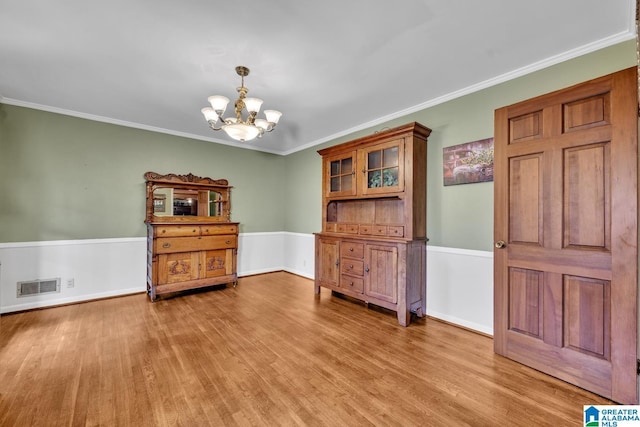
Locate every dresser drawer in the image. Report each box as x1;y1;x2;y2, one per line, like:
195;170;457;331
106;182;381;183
337;223;359;234
340;242;364;259
155;225;199;238
201;224;238;236
340;275;364;293
155;235;237;254
360;224;387;236
388;226;404;237
340;259;364;276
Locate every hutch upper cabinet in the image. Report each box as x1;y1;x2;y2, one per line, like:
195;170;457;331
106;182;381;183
314;122;431;326
144;172;238;301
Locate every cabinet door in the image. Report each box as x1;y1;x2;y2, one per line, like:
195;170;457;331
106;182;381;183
359;139;404;195
317;237;340;287
365;244;398;303
324;151;357;197
157;252;200;285
203;249;233;278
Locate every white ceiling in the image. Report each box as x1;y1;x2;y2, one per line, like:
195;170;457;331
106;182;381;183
0;0;635;155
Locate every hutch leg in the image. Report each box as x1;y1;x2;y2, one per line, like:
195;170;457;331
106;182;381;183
314;283;321;295
397;309;410;327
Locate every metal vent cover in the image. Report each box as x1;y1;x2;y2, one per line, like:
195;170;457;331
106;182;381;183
17;278;61;297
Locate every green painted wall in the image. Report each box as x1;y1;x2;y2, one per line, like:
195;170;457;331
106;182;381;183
283;40;637;251
1;40;635;248
0;105;285;242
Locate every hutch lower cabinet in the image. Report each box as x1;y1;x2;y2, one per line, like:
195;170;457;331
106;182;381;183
315;236;426;325
314;122;431;326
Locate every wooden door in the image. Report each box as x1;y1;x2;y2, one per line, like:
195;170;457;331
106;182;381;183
203;249;232;278
314;236;340;292
324;151;357;197
365;244;398;303
157;252;200;285
494;67;638;403
360;139;405;195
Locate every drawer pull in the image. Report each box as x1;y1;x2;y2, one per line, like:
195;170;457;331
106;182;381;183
162;243;171;248
349;264;353;269
204;229;209;233
192;229;197;233
349;247;354;252
335;260;339;266
349;282;354;287
365;265;369;273
226;240;231;244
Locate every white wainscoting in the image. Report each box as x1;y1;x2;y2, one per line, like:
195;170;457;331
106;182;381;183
0;238;147;314
0;235;494;336
426;246;494;335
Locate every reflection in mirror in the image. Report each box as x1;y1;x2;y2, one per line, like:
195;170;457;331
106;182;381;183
173;189;199;216
152;187;227;218
153;188;172;216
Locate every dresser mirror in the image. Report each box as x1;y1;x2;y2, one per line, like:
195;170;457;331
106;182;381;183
144;172;232;223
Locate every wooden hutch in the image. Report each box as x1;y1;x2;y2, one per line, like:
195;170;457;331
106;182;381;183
144;172;238;301
314;122;431;326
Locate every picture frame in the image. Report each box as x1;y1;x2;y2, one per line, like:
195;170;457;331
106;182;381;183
443;137;494;186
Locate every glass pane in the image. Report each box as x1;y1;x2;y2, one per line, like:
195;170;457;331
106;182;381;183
330;160;340;176
368;150;381;169
382;167;399;187
368;170;381;188
383;147;399;168
330;176;340;192
341;174;352;191
341;157;352;174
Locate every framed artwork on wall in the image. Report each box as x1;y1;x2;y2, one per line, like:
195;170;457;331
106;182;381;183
443;137;494;186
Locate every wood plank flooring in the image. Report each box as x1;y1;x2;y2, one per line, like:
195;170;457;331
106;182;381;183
0;271;612;426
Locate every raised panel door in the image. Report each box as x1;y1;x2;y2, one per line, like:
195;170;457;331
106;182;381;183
157;252;200;285
494;68;637;403
203;249;233;278
365;244;398;303
315;237;340;289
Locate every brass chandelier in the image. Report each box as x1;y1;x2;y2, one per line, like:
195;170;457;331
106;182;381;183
201;66;282;142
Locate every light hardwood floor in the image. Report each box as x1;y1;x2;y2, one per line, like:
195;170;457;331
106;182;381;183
0;272;612;426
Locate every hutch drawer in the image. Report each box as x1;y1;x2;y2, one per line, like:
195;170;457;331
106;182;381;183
341;275;364;293
340;242;364;258
341;259;364;276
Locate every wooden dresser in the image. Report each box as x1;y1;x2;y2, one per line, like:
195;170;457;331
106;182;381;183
144;172;238;301
314;123;431;326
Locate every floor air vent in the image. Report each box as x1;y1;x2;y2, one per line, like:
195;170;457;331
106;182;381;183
17;278;61;297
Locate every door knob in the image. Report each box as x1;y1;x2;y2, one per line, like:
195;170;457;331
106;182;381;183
495;240;506;249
